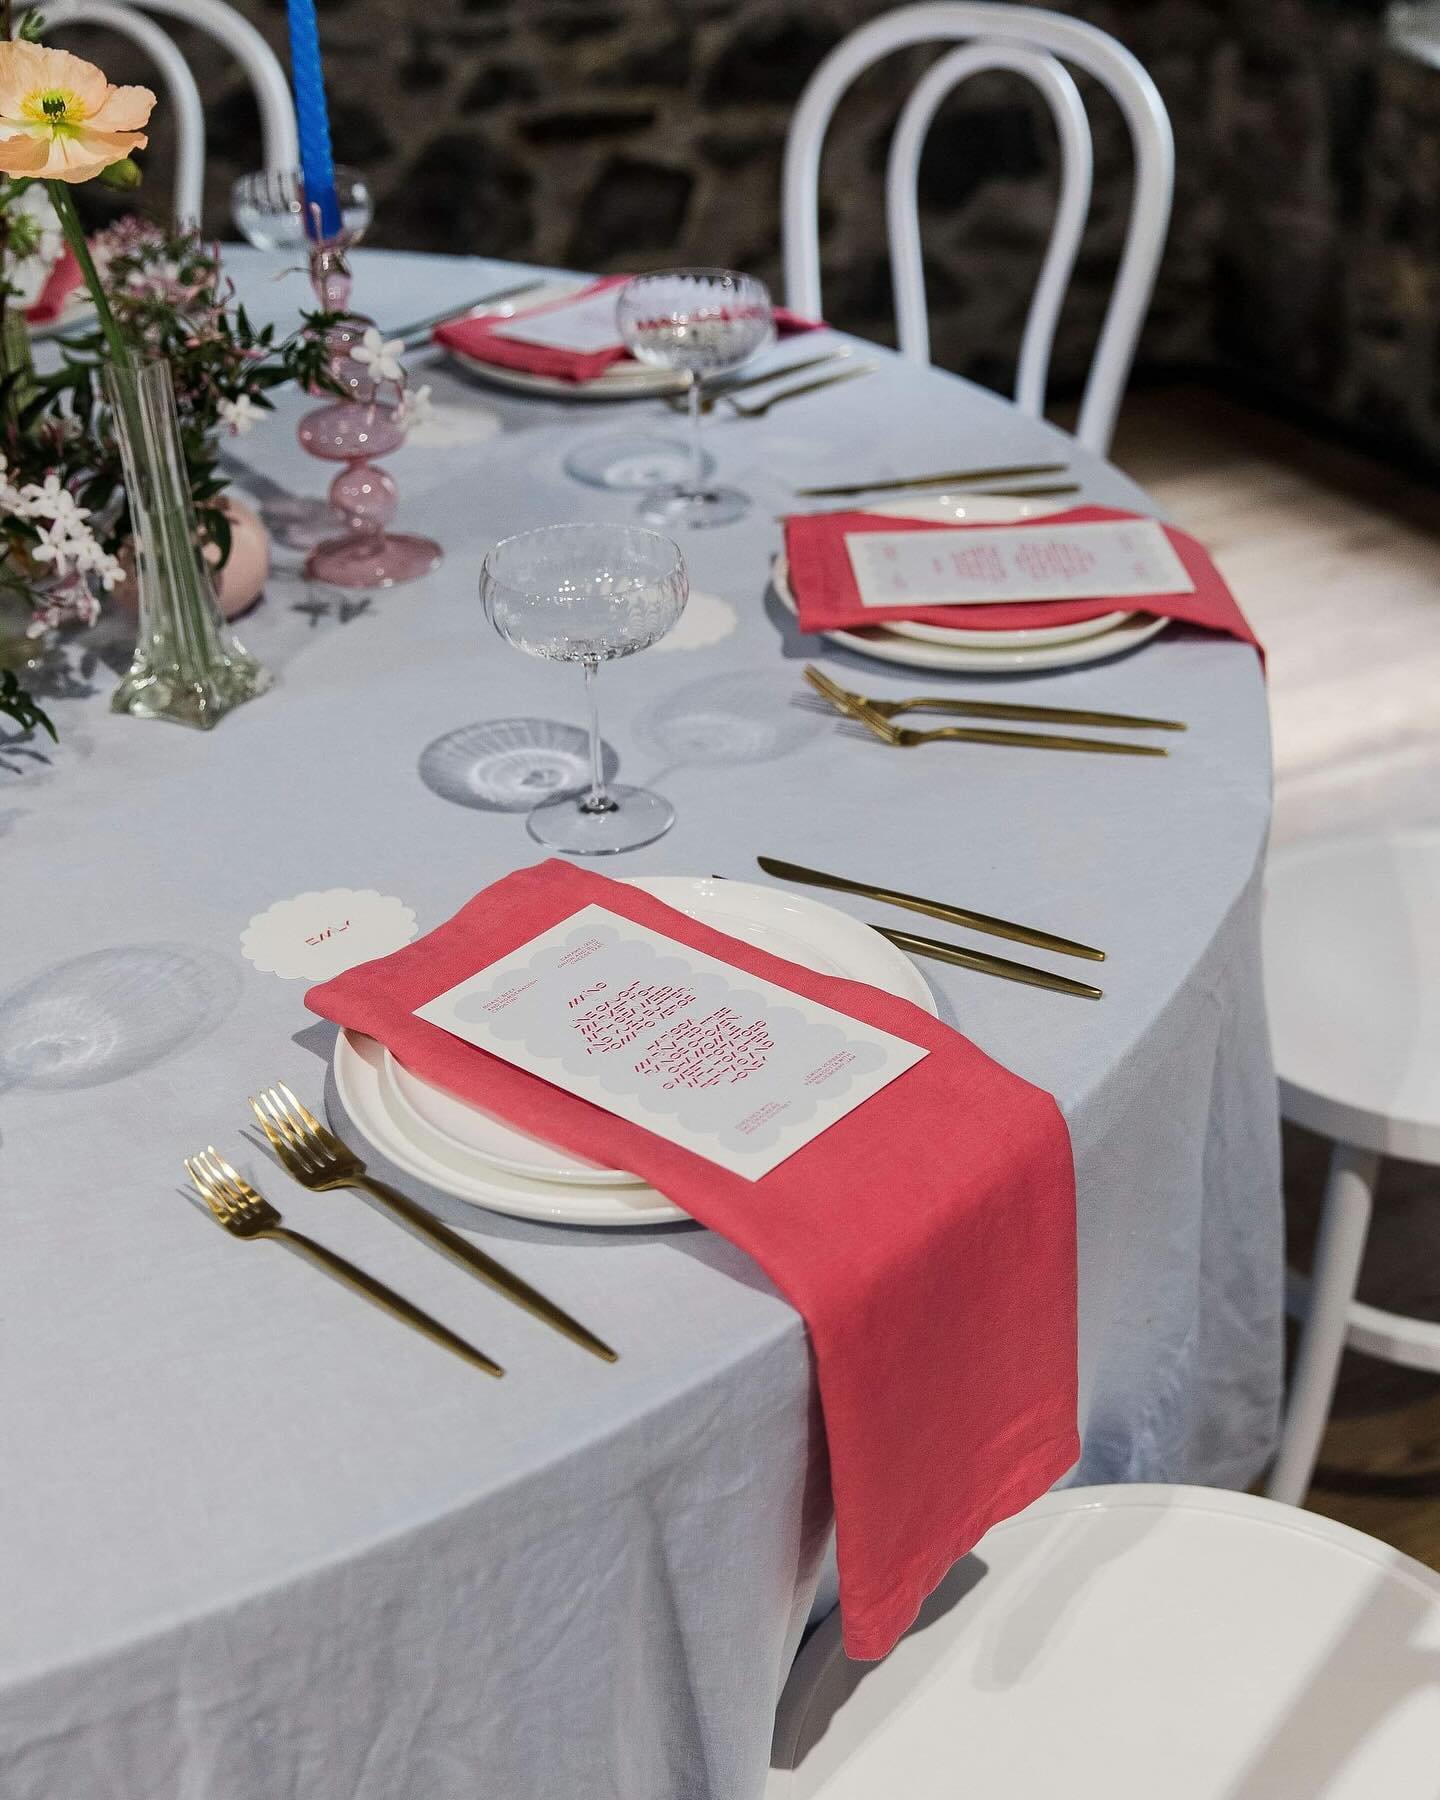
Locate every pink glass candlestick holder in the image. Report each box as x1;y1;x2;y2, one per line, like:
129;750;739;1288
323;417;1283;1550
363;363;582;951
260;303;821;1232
298;239;442;589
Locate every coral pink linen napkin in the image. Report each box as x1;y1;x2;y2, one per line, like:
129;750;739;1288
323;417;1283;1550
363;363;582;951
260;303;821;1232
306;859;1079;1659
435;275;821;384
784;503;1263;655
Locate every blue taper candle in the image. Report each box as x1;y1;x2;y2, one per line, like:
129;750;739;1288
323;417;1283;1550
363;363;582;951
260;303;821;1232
285;0;343;241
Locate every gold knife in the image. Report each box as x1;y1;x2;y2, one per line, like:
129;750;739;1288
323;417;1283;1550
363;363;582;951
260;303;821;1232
796;461;1069;498
873;925;1103;999
756;854;1105;962
804;665;1186;732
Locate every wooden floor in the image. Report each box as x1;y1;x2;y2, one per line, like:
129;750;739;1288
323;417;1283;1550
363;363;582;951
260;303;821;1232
1111;386;1440;1570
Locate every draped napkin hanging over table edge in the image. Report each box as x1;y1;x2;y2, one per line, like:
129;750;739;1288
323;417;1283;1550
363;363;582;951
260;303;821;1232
783;502;1265;663
306;859;1080;1660
434;274;822;384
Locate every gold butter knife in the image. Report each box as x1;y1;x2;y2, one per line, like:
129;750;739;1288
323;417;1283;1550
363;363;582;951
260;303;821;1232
804;665;1185;732
873;925;1103;999
796;461;1069;498
757;854;1104;962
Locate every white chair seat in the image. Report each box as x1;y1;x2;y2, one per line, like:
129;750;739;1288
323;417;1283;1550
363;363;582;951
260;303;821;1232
1265;829;1440;1162
768;1485;1440;1798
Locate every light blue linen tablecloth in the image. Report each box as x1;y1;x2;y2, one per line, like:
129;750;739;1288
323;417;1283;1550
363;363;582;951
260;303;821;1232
0;250;1280;1800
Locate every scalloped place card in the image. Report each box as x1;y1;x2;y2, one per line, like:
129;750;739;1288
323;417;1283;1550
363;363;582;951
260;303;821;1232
241;889;418;981
414;905;927;1180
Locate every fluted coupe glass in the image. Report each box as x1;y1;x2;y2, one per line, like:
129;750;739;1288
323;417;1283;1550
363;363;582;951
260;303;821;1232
230;166;373;253
481;524;688;853
617;268;774;529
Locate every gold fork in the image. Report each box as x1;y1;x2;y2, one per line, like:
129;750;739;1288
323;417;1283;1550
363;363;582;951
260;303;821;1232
727;365;875;419
803;665;1186;732
185;1148;503;1375
810;670;1167;758
250;1083;617;1364
667;350;853;414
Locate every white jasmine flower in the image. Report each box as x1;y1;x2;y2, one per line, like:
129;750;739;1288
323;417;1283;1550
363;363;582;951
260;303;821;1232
28;517;72;565
352;326;405;384
218;393;262;436
397;382;433;430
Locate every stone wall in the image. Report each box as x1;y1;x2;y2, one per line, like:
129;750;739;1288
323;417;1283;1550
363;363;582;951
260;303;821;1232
62;0;1440;469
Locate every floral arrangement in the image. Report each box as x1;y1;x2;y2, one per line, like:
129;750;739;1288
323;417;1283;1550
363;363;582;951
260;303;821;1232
0;36;340;736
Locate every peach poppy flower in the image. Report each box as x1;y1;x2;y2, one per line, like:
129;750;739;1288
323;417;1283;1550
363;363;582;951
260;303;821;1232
0;41;154;183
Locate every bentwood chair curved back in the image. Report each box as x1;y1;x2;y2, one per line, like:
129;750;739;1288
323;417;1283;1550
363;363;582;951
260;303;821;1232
44;0;298;226
781;2;1174;454
767;1485;1440;1797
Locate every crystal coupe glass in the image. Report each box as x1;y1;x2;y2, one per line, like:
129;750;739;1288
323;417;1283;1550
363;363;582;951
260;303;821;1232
481;524;688;853
616;269;774;529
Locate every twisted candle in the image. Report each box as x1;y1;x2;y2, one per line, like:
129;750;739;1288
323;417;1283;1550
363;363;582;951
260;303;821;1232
285;0;342;241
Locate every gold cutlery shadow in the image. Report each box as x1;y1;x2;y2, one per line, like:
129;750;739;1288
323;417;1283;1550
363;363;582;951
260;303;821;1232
756;854;1104;962
250;1082;617;1364
804;665;1185;733
872;926;1103;1000
185;1147;503;1374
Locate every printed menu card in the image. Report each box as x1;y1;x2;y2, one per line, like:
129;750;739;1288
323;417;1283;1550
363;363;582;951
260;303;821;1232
488;285;626;354
844;516;1195;610
415;905;927;1179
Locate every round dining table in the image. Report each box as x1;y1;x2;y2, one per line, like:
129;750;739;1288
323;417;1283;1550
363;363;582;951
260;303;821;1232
0;248;1280;1800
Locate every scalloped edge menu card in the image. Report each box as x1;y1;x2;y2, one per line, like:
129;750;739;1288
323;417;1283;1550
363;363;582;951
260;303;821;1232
415;904;928;1180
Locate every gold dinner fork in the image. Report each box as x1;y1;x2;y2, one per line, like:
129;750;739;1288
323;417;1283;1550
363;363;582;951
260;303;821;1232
812;671;1167;758
803;665;1186;732
250;1083;617;1364
185;1147;503;1374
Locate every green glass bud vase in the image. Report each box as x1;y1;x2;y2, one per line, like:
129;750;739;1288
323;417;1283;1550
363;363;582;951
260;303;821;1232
104;356;271;728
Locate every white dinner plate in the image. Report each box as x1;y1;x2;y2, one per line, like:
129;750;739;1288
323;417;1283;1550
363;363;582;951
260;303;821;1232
775;492;1171;670
384;1050;640;1187
441;280;686;400
331;874;938;1228
772;551;1169;672
446;351;687;401
831;496;1134;649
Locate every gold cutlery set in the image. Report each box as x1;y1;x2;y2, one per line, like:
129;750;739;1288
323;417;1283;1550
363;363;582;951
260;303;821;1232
756;856;1105;1001
803;665;1183;759
665;350;876;420
187;1081;617;1376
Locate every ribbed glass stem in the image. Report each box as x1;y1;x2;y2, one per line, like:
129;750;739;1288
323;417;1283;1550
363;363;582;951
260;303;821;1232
105;357;270;729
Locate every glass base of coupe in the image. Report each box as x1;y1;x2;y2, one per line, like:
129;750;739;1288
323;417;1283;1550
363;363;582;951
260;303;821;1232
480;524;689;853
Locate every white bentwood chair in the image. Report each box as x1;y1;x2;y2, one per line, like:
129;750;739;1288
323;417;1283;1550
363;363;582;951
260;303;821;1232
43;0;298;225
781;2;1174;454
1262;829;1440;1507
767;1485;1440;1797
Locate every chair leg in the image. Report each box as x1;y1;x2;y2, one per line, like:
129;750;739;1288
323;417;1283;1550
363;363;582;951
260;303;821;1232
1265;1141;1381;1506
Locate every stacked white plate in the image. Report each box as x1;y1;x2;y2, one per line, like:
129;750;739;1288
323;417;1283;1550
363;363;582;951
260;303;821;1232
441;279;687;401
773;495;1169;673
332;875;937;1228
